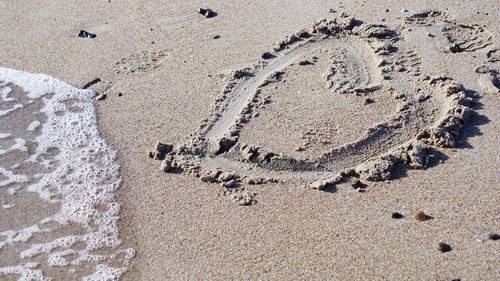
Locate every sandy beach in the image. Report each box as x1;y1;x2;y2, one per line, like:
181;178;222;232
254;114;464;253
1;0;499;280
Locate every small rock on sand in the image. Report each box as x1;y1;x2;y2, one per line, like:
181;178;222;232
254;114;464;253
488;233;500;240
449;44;462;53
78;30;97;39
438;242;452;253
148;151;155;159
198;8;216;18
391;212;404;219
415;211;433;221
364;97;375;105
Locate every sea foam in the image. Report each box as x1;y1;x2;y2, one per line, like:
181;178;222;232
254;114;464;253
0;68;134;280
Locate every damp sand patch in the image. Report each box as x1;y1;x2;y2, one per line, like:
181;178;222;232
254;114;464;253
0;68;134;280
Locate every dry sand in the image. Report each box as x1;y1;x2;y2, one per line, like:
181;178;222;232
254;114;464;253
1;0;499;280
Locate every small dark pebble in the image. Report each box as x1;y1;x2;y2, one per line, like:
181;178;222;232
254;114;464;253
488;233;500;240
415;211;433;221
78;30;96;39
364;97;375;105
451;279;461;281
198;8;217;18
438;242;452;253
391;212;404;219
449;44;462;53
212;35;220;39
385;9;389;12
261;52;275;60
117;92;123;97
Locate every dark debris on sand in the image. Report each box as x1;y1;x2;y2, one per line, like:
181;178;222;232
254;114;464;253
364;97;375;105
198;8;217;18
488;233;500;240
415;211;433;221
78;30;97;39
391;212;404;219
438;242;452;253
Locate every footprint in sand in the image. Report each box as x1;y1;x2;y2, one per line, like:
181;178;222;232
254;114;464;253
405;10;498;94
114;49;170;74
476;48;500;94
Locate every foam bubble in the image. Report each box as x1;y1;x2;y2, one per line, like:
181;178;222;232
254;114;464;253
0;86;15;102
0;263;48;281
27;120;41;131
0;167;29;187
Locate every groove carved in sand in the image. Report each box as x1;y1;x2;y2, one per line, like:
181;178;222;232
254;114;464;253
150;13;478;191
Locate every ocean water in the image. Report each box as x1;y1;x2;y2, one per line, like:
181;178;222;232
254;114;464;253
0;68;134;280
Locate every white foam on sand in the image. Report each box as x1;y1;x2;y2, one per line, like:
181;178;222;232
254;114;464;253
0;67;134;280
27;120;41;132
